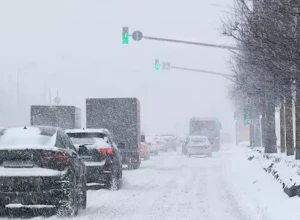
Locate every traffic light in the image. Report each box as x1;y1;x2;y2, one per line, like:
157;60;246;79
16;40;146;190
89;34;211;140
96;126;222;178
244;113;250;120
122;27;129;44
234;112;238;123
155;59;160;71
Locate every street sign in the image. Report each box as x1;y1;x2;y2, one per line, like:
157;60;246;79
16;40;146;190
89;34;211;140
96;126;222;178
54;96;61;104
132;31;143;41
244;119;260;125
162;62;171;70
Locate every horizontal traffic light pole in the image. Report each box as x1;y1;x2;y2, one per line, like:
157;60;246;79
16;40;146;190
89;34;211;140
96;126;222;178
170;65;234;80
142;36;239;51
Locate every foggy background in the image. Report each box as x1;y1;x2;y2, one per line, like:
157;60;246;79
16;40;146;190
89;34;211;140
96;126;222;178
0;0;234;135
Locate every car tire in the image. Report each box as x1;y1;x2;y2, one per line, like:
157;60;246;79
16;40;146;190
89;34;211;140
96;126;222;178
57;185;79;217
0;205;6;216
128;164;134;170
78;179;87;210
208;153;212;157
133;162;140;169
107;173;121;190
188;154;191;158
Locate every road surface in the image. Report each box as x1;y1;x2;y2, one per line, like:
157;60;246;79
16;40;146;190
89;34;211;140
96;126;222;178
0;145;248;220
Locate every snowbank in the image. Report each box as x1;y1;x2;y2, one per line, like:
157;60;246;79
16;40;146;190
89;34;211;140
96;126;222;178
221;146;300;220
246;147;300;197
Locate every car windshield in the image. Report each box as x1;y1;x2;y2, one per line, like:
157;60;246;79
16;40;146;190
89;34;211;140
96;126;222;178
67;132;109;147
190;137;207;143
70;137;96;145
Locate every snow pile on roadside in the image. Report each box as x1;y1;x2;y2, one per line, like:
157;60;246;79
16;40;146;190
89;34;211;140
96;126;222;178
246;147;300;197
220;146;300;220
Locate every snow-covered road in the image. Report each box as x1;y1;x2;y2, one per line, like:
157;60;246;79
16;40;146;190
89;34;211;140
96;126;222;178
82;150;245;220
0;144;252;220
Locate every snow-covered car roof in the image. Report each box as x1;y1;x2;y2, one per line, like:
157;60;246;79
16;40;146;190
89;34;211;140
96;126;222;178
0;126;59;148
65;128;110;135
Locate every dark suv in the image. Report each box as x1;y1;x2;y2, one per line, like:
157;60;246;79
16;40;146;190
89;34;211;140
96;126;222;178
66;129;122;190
0;126;87;216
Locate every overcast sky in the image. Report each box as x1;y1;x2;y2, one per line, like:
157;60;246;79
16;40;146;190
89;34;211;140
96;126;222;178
0;0;234;135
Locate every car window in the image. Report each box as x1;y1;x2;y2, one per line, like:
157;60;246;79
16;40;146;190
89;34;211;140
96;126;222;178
64;134;77;152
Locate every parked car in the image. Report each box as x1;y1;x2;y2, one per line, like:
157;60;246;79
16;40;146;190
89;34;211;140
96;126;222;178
187;136;212;157
0;126;86;216
66;128;122;190
139;142;151;160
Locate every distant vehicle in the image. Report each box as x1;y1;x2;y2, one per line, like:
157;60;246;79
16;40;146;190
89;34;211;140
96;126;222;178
148;141;159;156
139;142;151;160
189;117;221;151
187;136;212;157
86;98;141;169
160;134;177;151
153;137;168;152
31;105;81;129
66;129;122;190
0;126;86;216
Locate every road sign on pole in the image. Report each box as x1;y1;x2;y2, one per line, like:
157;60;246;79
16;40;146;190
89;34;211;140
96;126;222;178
244;119;260;125
132;31;143;41
54;96;61;104
162;62;171;70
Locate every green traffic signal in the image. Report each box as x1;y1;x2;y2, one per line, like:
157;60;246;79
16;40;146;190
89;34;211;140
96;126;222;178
234;112;238;123
244;113;250;120
155;59;160;71
122;27;129;44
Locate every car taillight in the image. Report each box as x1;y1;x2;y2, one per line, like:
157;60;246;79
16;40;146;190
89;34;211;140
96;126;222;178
205;146;211;149
53;152;69;164
98;148;114;155
42;151;69;170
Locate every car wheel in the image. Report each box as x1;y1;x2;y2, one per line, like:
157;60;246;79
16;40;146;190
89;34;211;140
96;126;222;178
107;173;121;190
188;154;191;158
128;164;134;170
0;204;6;216
78;178;87;210
57;185;79;217
208;153;212;157
133;161;140;169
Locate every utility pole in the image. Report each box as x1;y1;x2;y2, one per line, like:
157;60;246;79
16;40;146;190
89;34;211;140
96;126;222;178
16;71;19;106
49;88;52;106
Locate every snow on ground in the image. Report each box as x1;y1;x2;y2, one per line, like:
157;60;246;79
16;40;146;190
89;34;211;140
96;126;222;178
2;144;300;219
222;146;300;220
